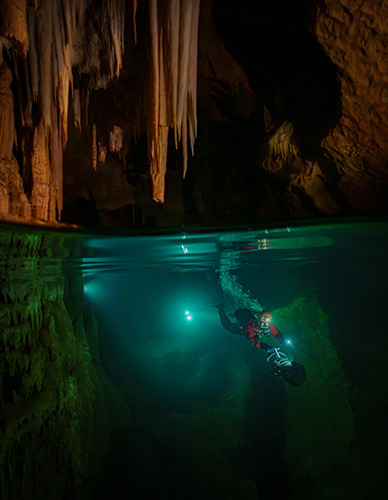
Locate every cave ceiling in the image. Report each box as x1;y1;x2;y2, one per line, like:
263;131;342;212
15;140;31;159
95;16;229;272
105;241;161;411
0;0;387;230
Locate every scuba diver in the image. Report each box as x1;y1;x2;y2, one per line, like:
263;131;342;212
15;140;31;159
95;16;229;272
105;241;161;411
216;305;285;350
216;304;306;387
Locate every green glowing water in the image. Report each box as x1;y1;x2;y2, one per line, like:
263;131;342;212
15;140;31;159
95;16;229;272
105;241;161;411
1;217;387;499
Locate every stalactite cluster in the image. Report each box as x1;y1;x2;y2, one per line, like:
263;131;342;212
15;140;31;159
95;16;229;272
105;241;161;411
147;0;200;202
0;0;201;221
0;0;131;222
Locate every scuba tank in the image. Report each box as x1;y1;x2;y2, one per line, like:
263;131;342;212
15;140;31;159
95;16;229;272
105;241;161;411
266;349;307;387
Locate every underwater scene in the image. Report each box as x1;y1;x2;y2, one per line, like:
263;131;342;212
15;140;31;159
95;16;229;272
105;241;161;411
1;218;388;499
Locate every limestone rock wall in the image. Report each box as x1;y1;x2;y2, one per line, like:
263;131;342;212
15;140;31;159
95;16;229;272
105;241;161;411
275;296;353;478
314;0;388;210
0;231;130;500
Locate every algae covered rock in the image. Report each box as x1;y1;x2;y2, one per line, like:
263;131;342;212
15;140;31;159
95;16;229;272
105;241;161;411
0;230;131;500
274;294;353;478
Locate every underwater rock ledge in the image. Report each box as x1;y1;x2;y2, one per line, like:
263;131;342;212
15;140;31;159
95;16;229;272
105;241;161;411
0;230;131;500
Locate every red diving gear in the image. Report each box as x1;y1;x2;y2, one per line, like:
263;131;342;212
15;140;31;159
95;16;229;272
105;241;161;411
244;316;282;349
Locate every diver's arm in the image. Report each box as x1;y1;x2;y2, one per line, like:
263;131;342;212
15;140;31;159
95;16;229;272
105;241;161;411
255;340;272;351
270;324;285;344
218;307;242;335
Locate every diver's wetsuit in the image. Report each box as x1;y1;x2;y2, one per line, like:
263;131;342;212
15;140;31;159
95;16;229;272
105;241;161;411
218;308;284;350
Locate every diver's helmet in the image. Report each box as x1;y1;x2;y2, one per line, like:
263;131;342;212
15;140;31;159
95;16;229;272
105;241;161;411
259;311;272;329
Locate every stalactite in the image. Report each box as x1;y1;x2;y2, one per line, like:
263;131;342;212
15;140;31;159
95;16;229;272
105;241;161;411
52;40;59;93
36;0;53;130
22;56;33;127
168;0;180;147
92;123;97;171
148;0;160;176
147;0;201;203
133;0;138;45
53;0;71;147
107;0;125;78
11;53;27;130
176;1;192;138
72;87;81;131
61;0;72;48
109;125;123;154
30;123;50;220
50;99;63;219
0;61;14;159
181;102;188;178
25;0;69;221
98;142;107;165
27;8;39;101
187;1;200;156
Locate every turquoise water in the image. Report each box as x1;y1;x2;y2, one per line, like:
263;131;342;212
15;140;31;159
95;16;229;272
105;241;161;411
82;218;388;498
1;218;388;499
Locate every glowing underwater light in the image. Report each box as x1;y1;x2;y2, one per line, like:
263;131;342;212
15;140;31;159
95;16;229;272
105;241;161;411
84;281;99;297
185;311;192;320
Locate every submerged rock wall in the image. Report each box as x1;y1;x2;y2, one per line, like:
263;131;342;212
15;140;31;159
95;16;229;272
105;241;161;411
274;295;353;478
0;230;130;499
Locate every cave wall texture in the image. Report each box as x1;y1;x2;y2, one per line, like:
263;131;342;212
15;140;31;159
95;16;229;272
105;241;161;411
0;0;387;229
0;231;131;500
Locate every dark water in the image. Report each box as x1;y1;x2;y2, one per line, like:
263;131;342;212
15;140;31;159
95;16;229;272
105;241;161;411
81;219;388;499
1;218;388;499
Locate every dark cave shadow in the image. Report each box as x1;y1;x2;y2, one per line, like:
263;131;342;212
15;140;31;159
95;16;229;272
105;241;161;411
211;0;342;157
240;359;293;499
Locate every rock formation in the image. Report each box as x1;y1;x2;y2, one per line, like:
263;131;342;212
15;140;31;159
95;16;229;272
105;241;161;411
314;0;388;211
0;0;387;228
0;230;131;499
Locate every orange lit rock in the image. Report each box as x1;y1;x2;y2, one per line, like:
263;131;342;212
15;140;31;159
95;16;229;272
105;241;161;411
147;0;201;203
291;160;341;215
0;61;14;159
0;0;29;54
314;0;388;210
